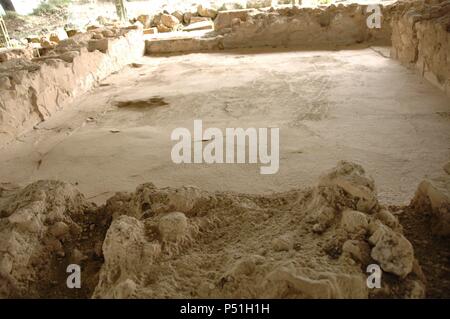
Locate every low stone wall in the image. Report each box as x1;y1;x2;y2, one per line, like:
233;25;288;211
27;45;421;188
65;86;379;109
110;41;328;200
391;0;450;96
0;27;145;147
216;5;394;49
145;35;224;54
145;4;394;54
145;1;450;98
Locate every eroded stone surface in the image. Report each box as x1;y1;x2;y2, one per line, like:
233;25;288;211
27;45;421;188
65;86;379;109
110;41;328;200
391;0;450;96
0;27;145;147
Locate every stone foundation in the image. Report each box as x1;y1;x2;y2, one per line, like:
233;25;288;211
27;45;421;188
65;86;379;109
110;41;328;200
145;4;394;54
1;1;449;146
216;5;394;49
0;27;145;147
391;0;450;96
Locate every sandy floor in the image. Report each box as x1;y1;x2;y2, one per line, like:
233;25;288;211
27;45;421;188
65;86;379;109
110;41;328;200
0;47;449;205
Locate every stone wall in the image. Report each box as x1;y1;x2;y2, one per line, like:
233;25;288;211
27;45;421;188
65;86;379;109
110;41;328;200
0;27;144;147
145;4;395;54
145;1;450;98
391;0;450;96
216;5;394;49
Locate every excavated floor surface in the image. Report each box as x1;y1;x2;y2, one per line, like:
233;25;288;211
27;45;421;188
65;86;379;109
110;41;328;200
1;46;450;299
0;47;449;207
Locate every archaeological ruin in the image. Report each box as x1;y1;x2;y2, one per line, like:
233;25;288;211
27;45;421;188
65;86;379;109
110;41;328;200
0;0;449;300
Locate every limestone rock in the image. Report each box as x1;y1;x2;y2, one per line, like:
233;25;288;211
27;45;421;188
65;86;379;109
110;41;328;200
161;14;180;29
49;28;68;43
376;209;401;231
172;11;184;23
318;161;378;213
214;10;252;30
342;239;371;265
137;14;152;28
411;176;450;236
197;4;218;19
40;39;57;49
305;161;380;234
158;212;188;243
93;215;161;298
66;29;80;37
157;24;172;33
183;12;193;24
369;225;414;277
340;210;369;234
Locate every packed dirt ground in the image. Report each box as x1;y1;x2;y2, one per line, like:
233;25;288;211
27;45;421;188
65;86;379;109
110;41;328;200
0;0;449;299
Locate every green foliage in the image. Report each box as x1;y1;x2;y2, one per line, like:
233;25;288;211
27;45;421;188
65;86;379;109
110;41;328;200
32;0;71;16
3;10;21;19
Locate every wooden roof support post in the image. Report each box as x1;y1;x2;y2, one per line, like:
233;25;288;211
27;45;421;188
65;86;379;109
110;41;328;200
0;15;12;48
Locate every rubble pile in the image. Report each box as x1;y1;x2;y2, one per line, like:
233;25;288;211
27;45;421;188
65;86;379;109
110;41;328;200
145;4;395;53
0;162;434;298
